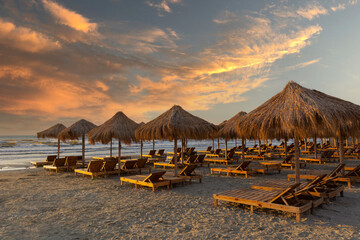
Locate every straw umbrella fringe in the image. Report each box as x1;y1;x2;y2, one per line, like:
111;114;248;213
235;81;360;183
37;123;66;159
135;105;217;176
88;112;139;168
59;119;97;166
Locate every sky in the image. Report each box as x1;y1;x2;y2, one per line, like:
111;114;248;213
1;0;360;135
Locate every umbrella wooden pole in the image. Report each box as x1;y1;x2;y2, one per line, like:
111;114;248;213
118;140;122;173
241;138;245;162
110;139;112;157
339;137;345;176
57;139;60;159
212;139;214;151
181;139;184;165
346;138;348;147
320;138;323;149
284;139;288;158
314;136;317;159
152;139;155;151
294;137;300;184
225;139;228;159
140;140;143;158
174;138;178;176
235;139;237;147
258;139;261;154
353;137;356;147
217;138;220;149
82;134;85;166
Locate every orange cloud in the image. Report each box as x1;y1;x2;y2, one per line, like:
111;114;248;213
42;0;97;33
0;19;60;53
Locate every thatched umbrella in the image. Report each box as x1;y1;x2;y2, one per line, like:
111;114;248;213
218;111;247;161
59;119;97;166
37;123;66;159
135;105;217;176
88;112;139;168
236;81;360;183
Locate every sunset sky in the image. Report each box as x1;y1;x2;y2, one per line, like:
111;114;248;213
1;0;360;135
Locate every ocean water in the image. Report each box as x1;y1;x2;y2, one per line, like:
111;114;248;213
0;135;260;171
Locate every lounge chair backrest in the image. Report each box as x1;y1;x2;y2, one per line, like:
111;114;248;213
226;150;235;160
269;183;301;203
344;164;360;177
122;160;137;170
143;171;166;183
104;157;117;161
195;154;205;163
179;164;197;176
296;174;327;195
214;149;221;154
157;149;164;155
148;150;156;156
206;146;212;151
235;161;251;171
101;160;117;171
87;160;103;172
75;156;83;161
46;155;57;162
327;164;345;178
134;158;148;168
53;158;66;167
177;148;181;153
65;156;78;166
186;155;197;164
325;150;335;158
283;155;294;164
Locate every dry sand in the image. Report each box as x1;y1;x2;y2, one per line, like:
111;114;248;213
1;161;360;239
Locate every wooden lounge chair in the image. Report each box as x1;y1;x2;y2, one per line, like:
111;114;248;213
203;151;236;166
120;171;170;192
74;160;104;179
194;154;205;166
276;155;305;169
299;150;337;164
287;164;357;188
43;157;66;172
252;174;344;200
134;158;151;174
197;146;212;154
142;150;156;158
31;155;57;167
184;155;197;165
101;159;120;175
211;161;256;178
153;157;182;169
175;164;202;183
120;160;140;174
206;149;221;157
43;156;78;172
214;183;323;222
155;149;165;157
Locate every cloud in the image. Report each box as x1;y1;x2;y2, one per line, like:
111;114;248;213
42;0;97;33
296;4;328;20
146;0;182;15
0;18;61;53
285;58;321;71
331;4;346;12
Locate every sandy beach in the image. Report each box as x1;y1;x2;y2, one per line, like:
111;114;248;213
1;161;360;239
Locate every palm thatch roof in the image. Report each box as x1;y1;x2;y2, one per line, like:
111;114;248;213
235;81;360;139
59;119;97;142
135;105;217;140
88;112;139;145
37;123;66;139
217;111;247;139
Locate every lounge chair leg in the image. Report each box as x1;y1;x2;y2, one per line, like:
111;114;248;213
340;191;344;197
296;213;301;223
152;187;155;192
348;182;351;188
214;198;218;207
250;205;253;214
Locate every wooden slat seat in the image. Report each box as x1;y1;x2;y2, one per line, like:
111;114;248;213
211;161;256;178
30;155;57;167
214;183;323;222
